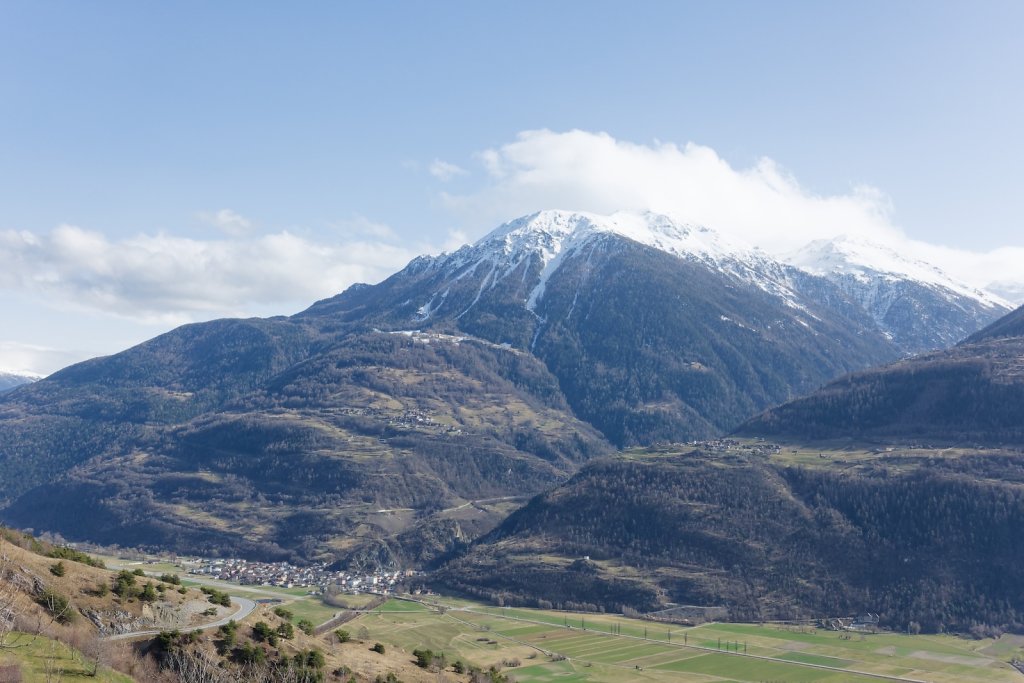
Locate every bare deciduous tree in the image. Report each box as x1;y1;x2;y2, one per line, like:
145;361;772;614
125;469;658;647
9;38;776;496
0;539;28;650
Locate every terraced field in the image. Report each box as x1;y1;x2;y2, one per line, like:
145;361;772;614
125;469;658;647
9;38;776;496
349;598;1024;683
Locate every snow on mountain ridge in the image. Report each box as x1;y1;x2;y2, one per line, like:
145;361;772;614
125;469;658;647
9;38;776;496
786;235;1009;310
0;371;41;393
408;211;1008;338
466;210;802;311
482;209;761;267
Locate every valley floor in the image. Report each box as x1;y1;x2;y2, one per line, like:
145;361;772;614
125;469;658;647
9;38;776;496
349;596;1024;683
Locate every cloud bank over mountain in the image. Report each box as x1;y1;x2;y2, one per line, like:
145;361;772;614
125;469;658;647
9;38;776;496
2;129;1023;376
442;130;1024;297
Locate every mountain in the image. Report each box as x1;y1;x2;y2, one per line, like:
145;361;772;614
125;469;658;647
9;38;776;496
302;211;907;445
0;210;1007;561
0;371;40;393
987;280;1024;306
0;319;609;563
786;235;1010;353
966;303;1024;342
435;444;1024;632
740;304;1024;444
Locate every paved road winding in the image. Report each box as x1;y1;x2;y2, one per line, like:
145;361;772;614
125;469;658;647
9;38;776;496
103;597;257;642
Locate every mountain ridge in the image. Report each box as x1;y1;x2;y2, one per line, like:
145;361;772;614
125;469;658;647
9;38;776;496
740;303;1024;444
0;210;1013;562
0;371;41;393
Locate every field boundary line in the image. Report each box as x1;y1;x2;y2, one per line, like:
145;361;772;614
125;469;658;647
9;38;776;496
449;606;932;683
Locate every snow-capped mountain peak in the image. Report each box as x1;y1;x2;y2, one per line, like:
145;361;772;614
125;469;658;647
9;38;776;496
465;210;789;311
786;235;1009;310
481;209;759;266
301;209;1013;359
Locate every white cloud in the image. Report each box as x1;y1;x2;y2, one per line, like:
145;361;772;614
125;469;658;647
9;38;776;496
912;242;1024;303
0;341;76;377
429;159;467;182
0;224;421;323
442;129;1023;294
443;129;903;252
198;208;253;236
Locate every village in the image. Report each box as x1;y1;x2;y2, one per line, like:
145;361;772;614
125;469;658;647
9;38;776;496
186;557;412;593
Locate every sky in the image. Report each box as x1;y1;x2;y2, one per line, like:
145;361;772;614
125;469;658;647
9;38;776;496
2;1;1023;375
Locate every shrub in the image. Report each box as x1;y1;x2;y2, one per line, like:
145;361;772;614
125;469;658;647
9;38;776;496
38;588;73;624
46;547;104;568
140;582;158;602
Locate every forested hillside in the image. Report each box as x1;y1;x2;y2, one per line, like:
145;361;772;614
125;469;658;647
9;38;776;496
436;447;1024;633
741;305;1024;444
0;326;608;563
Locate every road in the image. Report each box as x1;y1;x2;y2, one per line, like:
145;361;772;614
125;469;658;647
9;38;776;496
175;574;309;601
102;597;257;641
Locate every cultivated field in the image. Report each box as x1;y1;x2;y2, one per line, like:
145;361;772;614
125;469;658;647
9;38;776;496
349;597;1024;683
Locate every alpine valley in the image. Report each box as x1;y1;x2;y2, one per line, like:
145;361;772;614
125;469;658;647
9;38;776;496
1;211;1021;631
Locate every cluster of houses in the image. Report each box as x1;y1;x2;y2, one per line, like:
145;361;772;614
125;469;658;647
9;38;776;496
690;438;783;456
819;614;880;632
187;558;410;593
335;404;463;437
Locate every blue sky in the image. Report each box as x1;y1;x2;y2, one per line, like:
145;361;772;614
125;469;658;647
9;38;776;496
2;1;1023;373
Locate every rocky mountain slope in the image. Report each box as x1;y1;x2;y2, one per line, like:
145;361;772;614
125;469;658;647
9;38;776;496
786;235;1009;352
302;210;960;445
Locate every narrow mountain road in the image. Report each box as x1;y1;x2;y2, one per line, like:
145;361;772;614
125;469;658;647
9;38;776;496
102;597;257;642
440;494;532;513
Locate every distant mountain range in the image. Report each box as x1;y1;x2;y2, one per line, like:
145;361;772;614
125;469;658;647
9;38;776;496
786;235;1009;351
0;372;40;393
0;210;1013;563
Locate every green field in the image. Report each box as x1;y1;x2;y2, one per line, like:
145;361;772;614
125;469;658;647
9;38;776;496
348;598;1024;683
373;598;432;612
